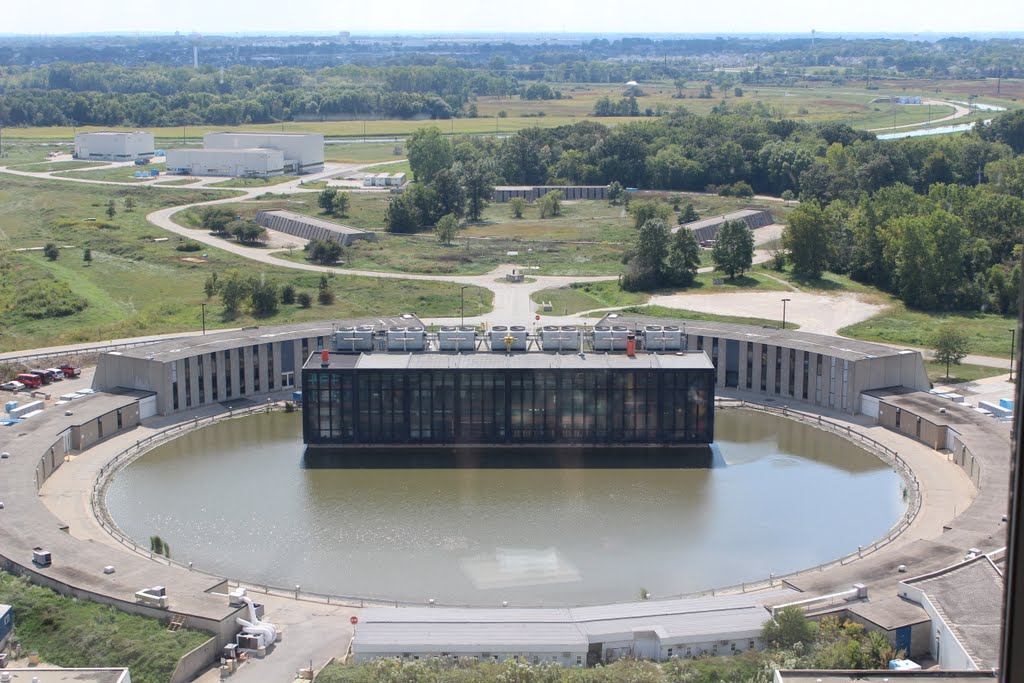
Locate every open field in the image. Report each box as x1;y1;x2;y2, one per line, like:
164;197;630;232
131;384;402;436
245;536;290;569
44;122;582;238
10;160;106;173
58;162;168;183
533;281;648;314
0;571;209;683
360;160;412;175
839;307;1019;358
0;174;490;350
588;304;795;329
324;141;407;164
750;265;892;300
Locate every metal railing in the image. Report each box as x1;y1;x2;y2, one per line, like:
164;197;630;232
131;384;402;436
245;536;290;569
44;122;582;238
86;398;924;610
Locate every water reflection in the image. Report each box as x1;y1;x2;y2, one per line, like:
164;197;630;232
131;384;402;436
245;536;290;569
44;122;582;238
105;410;903;605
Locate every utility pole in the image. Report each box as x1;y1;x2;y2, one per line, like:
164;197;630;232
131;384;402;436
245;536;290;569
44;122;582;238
460;286;468;327
201;302;207;336
781;298;791;330
1011;327;1017;383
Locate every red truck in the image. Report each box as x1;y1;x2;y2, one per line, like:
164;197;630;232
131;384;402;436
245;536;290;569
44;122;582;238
59;365;81;378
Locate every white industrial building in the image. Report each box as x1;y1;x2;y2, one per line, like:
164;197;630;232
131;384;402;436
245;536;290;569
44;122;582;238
203;132;324;174
353;590;794;666
74;131;155;161
165;148;285;178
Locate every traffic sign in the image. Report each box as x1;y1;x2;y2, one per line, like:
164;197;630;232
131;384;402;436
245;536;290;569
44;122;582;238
350;616;359;625
535;315;540;321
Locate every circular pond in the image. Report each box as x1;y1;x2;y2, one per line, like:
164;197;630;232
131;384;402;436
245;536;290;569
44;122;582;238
104;410;905;605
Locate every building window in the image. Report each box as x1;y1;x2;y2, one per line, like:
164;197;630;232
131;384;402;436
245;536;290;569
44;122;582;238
711;337;719;371
802;351;809;400
225;350;233;398
197;355;205;404
116;409;123;429
267;343;275;390
774;347;782;394
239;348;246;395
252;344;260;393
788;348;796;396
760;345;768;392
184;357;192;408
210;352;219;401
745;344;753;389
171;361;179;411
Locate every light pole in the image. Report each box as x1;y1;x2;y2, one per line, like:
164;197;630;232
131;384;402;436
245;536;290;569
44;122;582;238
201;302;207;335
1010;328;1017;383
460;286;468;327
781;298;791;330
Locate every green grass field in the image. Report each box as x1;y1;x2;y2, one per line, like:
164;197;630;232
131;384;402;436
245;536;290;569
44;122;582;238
0;572;209;683
926;361;1007;384
57;162;168;183
362;160;412;175
324;141;407;164
11;160;107;173
533;281;646;315
207;174;299;188
0;173;491;350
839;307;1019;358
588;304;796;329
750;265;891;300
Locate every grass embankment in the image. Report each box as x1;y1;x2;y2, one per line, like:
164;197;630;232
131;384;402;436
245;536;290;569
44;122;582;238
58;162;167;183
207;174;299;188
0;174;491;351
533;281;645;315
11;160;107;173
839;306;1019;358
926;361;1007;384
0;572;209;683
750;265;890;299
360;160;412;175
593;304;796;329
325;142;407;164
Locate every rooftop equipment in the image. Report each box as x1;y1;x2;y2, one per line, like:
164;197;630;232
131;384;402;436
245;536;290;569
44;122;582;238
490;325;528;352
541;325;581;352
593;325;630;351
386;326;425;352
439;326;476;352
644;325;683;351
334;325;375;353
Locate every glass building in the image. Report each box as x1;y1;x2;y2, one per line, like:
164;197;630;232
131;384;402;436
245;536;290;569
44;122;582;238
302;353;715;447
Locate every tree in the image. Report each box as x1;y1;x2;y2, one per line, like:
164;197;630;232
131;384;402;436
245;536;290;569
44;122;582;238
123;196;135;212
509;197;525;218
204;272;219;299
667;227;701;287
83;247;92;265
250;276;279;317
318;287;335;305
199;207;233;234
622;218;670;291
629;200;673;230
280;284;296;305
460;160;495;222
219;270;250;316
332;191;350;217
431;168;466;219
679;203;699;223
932;325;970;379
43;242;59;261
296;291;312;308
106;199;116;220
711;220;754;279
762;605;815;649
783;201;834;280
607;181;625;206
434;213;458;246
539;190;562;219
149;535;171;559
305;239;343;264
407;126;452;183
317;187;338;213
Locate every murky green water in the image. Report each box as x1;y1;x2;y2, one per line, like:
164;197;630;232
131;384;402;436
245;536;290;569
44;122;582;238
105;410;904;605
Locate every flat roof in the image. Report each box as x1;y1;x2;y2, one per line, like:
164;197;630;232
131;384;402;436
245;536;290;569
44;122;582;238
206;131;322;138
0;670;128;683
257;209;372;236
602;313;913;362
903;557;1004;669
356;589;795;651
680;209;768;230
313;350;714;371
167;147;282;155
108;316;422;363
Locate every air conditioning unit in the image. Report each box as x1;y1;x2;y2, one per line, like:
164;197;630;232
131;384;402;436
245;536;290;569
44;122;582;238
32;547;52;567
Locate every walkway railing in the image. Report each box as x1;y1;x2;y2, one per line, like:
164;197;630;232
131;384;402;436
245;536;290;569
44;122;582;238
88;399;923;609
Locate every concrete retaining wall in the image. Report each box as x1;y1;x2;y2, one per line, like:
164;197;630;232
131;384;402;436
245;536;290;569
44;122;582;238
169;637;219;683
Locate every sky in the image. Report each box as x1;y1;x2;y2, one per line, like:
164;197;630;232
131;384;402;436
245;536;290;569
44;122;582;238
3;0;1024;36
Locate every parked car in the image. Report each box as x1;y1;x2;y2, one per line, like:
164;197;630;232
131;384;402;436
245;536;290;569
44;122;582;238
27;370;52;384
14;373;42;388
59;365;81;378
1;380;25;391
44;368;65;381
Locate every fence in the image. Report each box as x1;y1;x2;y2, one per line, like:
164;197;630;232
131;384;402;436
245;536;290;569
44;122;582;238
87;398;923;610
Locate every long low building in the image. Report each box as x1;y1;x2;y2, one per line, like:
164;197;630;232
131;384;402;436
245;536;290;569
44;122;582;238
74;131;155;161
204;132;324;174
354;589;796;665
675;209;775;243
255;209;377;246
492;185;608;202
165;147;285;177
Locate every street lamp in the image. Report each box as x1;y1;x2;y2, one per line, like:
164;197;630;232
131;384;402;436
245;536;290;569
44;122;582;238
781;298;791;330
460;286;469;327
200;302;207;335
1010;328;1017;383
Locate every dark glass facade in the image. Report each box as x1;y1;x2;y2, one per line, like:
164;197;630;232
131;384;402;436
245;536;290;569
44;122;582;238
302;367;715;446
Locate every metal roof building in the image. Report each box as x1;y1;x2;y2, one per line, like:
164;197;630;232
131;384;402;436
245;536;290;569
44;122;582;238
165;147;285;178
674;208;774;243
354;589;796;665
74;131;154;161
254;209;377;247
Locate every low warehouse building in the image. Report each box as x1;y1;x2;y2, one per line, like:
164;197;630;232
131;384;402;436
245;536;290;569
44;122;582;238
74;131;155;161
354;589;795;665
203;132;324;174
255;209;377;246
0;602;12;649
492;185;608;202
165;148;284;177
675;209;774;243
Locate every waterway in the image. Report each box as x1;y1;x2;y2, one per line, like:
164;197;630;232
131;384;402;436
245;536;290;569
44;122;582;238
105;410;905;606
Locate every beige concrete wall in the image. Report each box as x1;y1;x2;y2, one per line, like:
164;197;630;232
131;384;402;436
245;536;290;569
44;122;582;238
169;638;219;683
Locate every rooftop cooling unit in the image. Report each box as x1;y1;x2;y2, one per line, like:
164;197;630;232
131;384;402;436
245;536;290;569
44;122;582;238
439;326;475;352
32;548;51;568
387;326;425;352
645;325;682;351
489;325;528;352
334;325;374;353
542;326;580;352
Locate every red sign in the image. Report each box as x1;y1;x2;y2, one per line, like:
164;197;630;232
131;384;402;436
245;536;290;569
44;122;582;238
535;315;541;321
350;616;359;625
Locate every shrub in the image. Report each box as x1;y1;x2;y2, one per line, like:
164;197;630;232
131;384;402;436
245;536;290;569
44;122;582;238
296;292;312;308
281;284;296;305
12;280;88;319
175;241;202;252
43;243;60;260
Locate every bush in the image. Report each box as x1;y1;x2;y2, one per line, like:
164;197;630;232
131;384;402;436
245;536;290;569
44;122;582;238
318;288;335;305
296;292;312;308
175;241;202;252
43;243;60;260
11;280;88;319
305;239;343;264
281;284;296;305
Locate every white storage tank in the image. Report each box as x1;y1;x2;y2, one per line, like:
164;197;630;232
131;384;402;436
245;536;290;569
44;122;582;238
439;326;475;352
490;325;528;352
542;325;581;352
387;326;425;352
